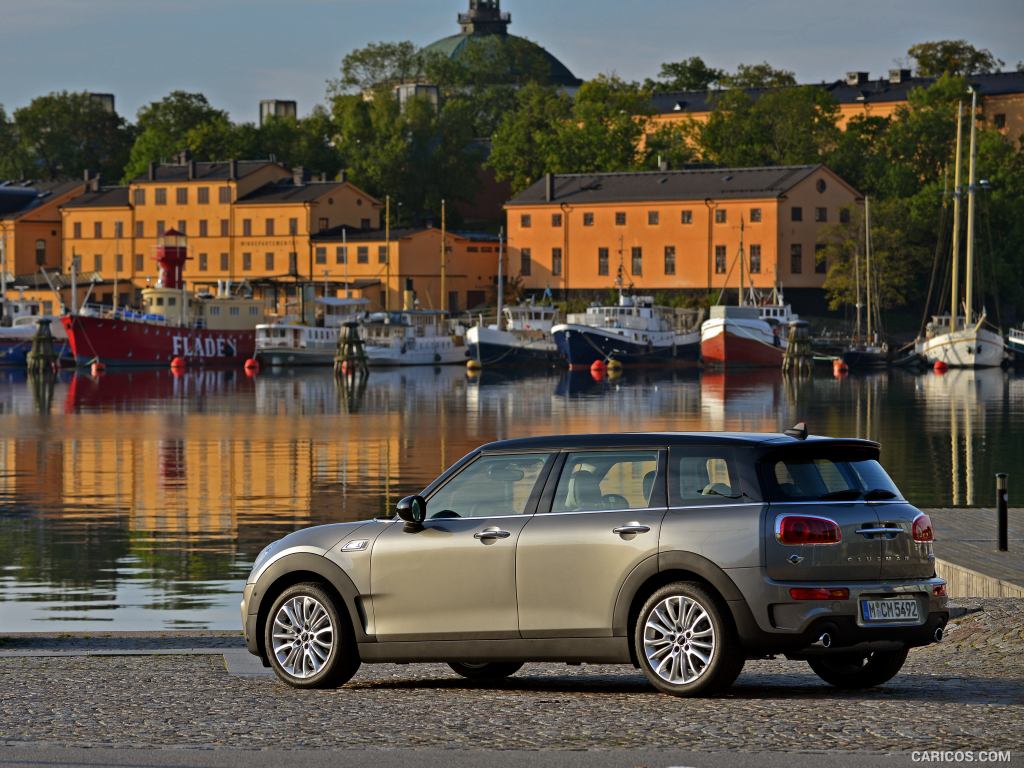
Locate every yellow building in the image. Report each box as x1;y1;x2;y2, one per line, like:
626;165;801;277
58;158;382;310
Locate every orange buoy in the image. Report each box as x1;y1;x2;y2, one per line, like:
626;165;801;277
170;356;186;370
244;358;259;370
933;360;948;374
590;359;607;376
832;358;849;375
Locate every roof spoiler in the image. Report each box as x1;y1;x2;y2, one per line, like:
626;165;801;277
784;422;808;440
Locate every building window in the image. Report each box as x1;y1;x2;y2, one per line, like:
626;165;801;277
155;188;167;205
133;188;146;206
289;218;298;235
749;244;761;274
631;246;642;275
114;221;124;239
335;246;346;264
242;219;252;236
552;247;563;276
319;218;329;232
993;113;1007;129
116;253;124;272
598;247;609;276
177;220;186;234
815;207;827;223
839;208;851;224
815;243;827;274
551;213;562;227
520;214;531;228
199;220;208;237
615;212;626;226
198;253;208;271
681;209;693;224
134;254;144;272
34;240;45;266
664;245;676;275
156;220;165;236
791;207;803;222
242;252;252;271
750;208;762;223
198;187;209;204
378;245;388;264
648;211;659;225
715;245;727;274
790;243;803;273
265;252;274;271
93;221;102;238
714;209;726;224
218;186;231;204
220;253;229;271
357;246;368;264
583;212;594;226
73;222;82;239
176;188;187;205
265;218;275;236
315;247;327;265
94;254;102;272
520;248;532;276
220;219;229;237
288;252;297;273
135;221;144;238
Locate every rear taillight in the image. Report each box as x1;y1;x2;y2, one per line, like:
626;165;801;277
912;514;934;542
932;584;947;597
776;515;842;545
789;587;850;600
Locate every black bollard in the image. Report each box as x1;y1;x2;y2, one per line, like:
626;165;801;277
996;473;1008;552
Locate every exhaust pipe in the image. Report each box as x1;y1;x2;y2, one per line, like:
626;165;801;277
934;626;944;642
813;631;832;649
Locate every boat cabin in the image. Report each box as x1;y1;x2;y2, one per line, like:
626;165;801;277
140;284;268;331
503;303;558;334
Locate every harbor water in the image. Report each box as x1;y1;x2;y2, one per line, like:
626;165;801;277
1;365;1021;631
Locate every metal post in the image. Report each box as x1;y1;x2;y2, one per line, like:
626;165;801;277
497;226;504;331
0;226;7;324
997;473;1009;552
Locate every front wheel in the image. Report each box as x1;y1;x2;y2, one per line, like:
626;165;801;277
264;582;360;689
634;581;744;697
807;648;909;689
448;661;524;682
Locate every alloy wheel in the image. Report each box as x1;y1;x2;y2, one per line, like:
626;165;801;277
642;595;716;684
271;595;335;679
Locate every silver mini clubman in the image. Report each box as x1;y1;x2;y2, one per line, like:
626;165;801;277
241;428;948;696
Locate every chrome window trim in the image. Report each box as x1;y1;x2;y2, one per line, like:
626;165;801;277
534;506;668;518
667;502;762;512
767;499;905;506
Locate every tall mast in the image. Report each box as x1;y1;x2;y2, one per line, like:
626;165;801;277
738;216;745;307
865;196;873;343
950;101;964;332
440;199;447;314
384;195;391;312
964;89;978;328
854;202;862;342
497;226;504;330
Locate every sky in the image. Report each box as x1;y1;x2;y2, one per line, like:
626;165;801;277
0;0;1021;123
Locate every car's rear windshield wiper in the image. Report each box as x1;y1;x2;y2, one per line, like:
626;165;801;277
817;489;863;501
863;488;897;500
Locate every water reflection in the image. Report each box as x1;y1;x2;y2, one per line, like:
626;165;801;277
0;365;1020;630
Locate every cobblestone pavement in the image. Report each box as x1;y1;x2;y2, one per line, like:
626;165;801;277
0;600;1020;754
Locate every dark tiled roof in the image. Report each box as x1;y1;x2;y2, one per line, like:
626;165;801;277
0;179;83;218
508;166;824;206
61;187;130;209
237;181;350;205
651;70;1024;115
311;225;499;243
129;160;280;183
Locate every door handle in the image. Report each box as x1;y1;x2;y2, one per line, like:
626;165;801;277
612;523;651;536
474;527;511;541
855;526;904;536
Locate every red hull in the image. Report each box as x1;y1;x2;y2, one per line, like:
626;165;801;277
701;328;784;368
62;315;255;367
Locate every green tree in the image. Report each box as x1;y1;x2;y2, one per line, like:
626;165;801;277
0;105;28;178
720;62;797;88
487;84;571;190
643;56;724;91
123;91;228;180
908;40;1004;77
329;41;421;95
12;92;132;180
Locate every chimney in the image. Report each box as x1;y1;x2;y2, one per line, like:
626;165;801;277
658;158;669;172
147;161;158;181
178;149;191;165
888;68;913;84
337;169;347;184
228;159;238;180
845;71;870;86
188;160;197;180
544;173;555;203
292;166;307;186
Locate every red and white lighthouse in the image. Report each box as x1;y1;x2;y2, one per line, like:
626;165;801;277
154;229;190;289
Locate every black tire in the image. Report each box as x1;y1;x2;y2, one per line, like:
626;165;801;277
447;661;524;682
264;582;360;689
807;648;909;689
634;581;744;697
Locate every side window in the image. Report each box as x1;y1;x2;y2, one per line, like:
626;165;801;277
670;448;741;505
551;451;661;513
427;453;550;519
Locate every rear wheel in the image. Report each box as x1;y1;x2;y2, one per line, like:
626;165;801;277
634;581;744;697
447;661;523;682
264;582;360;689
807;648;909;689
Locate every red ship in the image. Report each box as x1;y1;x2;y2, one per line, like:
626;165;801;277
61;230;265;367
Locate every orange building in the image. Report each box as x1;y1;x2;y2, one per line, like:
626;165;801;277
310;225;501;312
506;165;860;308
58;158;382;311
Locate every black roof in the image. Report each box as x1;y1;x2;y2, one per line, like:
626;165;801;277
479;432;880;451
311;225;498;243
651;69;1024;115
236;181;350;205
0;179;82;218
61;186;130;209
129;160;280;183
508;165;829;206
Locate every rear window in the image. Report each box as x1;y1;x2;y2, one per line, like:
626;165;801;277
762;455;902;502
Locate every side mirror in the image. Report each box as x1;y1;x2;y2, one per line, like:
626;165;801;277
396;495;427;524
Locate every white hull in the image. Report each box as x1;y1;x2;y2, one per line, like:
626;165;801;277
365;337;467;366
700;317;787;349
920;326;1005;368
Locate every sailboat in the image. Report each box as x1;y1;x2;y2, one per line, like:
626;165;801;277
841;196;889;369
919;93;1005;368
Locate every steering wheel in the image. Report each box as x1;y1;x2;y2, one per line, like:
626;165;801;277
602;493;630;509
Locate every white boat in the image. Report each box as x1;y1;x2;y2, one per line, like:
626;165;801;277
918;94;1005;369
1009;327;1024;359
701;286;795;368
0;293;68;365
363;310;467;366
466;303;560;366
255;297;369;367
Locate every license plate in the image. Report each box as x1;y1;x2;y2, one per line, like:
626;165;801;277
861;598;919;622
